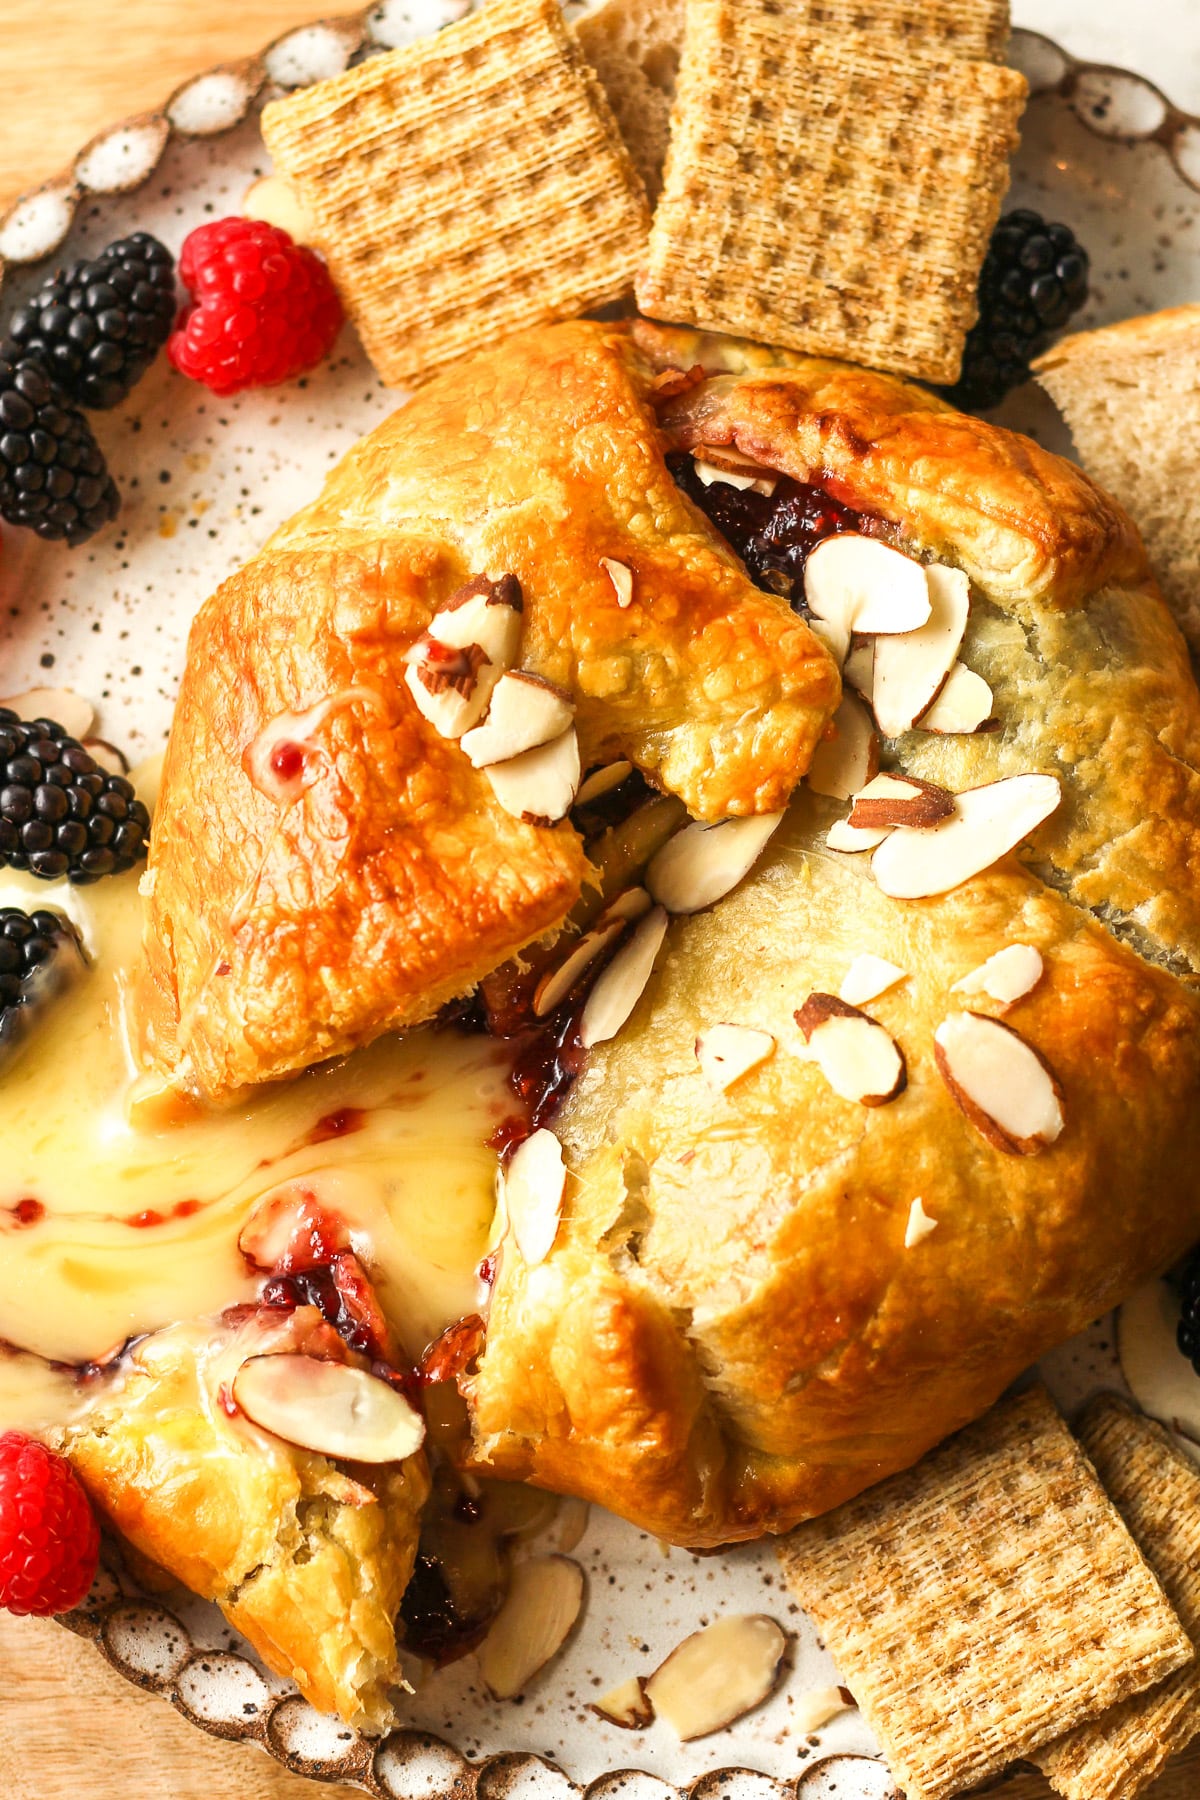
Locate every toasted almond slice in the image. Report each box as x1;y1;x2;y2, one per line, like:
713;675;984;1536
575;760;634;806
839;954;908;1006
486;727;581;826
503;1128;566;1265
0;686;95;739
552;1496;591;1553
232;1354;425;1463
580;905;669;1048
872;773;1061;899
408;579;523;735
1118;1281;1200;1462
918;661;994;734
952;943;1044;1008
646;811;784;915
807;693;880;801
934;1011;1064;1154
693;445;778;496
843;638;875;705
644;1615;788;1741
794;1686;855;1734
477;1555;585;1699
795;993;906;1106
695;1023;776;1092
904;1196;938;1248
826;816;891;853
242;173;313;242
461;671;575;768
872;565;970;738
533;918;624;1018
597;885;652;928
848;771;955;830
590;1675;654;1730
405;640;491;737
804;537;932;657
599;557;635;608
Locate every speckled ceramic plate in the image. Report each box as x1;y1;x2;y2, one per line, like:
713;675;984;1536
2;11;1200;1798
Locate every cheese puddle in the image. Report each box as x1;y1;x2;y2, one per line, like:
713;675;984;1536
0;848;511;1435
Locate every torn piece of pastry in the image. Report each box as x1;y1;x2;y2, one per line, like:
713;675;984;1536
1034;305;1200;654
64;1298;429;1733
458;327;1200;1546
635;0;1026;383
143;321;840;1103
260;0;650;389
777;1387;1192;1800
1034;1396;1200;1800
577;0;1010;205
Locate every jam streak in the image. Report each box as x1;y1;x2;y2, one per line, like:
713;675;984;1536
668;451;866;601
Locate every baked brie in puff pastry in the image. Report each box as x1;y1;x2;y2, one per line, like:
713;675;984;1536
138;319;1200;1560
143;320;840;1102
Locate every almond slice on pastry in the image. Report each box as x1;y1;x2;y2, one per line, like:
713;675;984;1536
807;693;879;801
872;564;970;738
935;1011;1065;1154
795;993;906;1106
872;773;1062;899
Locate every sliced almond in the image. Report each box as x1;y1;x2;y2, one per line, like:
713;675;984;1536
242;173;313;243
872;773;1061;899
232;1354;425;1463
597;885;652;928
477;1555;585;1699
406;578;523;739
503;1128;567;1266
579;905;668;1048
839;954;907;1006
693;445;778;496
904;1197;938;1248
872;564;970;738
804;537;932;667
552;1496;591;1554
826;816;890;854
646;811;784;915
795;994;906;1107
461;671;575;768
533;918;624;1018
1118;1281;1200;1462
600;557;635;608
0;686;95;739
848;771;955;830
793;1686;855;1734
486;727;581;826
695;1023;776;1093
643;1614;788;1742
575;760;634;806
807;693;879;801
590;1675;654;1730
934;1011;1064;1154
952;943;1044;1008
918;661;994;734
405;641;491;737
842;638;875;705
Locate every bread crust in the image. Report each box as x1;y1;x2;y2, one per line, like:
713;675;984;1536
462;324;1200;1546
145;321;839;1102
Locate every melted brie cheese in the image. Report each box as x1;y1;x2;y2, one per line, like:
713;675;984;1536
0;803;512;1434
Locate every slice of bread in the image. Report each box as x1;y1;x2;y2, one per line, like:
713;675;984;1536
1035;305;1200;655
575;0;686;206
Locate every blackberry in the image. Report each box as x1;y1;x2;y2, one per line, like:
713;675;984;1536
943;209;1090;412
1177;1248;1200;1376
0;907;83;1061
8;233;176;412
0;354;119;546
0;709;149;883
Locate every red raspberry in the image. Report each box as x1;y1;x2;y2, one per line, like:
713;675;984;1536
168;218;343;397
0;1431;99;1616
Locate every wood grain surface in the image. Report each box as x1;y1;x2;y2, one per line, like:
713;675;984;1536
0;9;369;1788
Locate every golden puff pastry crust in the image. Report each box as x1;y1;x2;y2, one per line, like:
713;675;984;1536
63;1309;429;1731
145;321;839;1103
462;332;1200;1545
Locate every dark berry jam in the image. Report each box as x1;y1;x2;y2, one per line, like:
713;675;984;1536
8;1197;44;1227
510;1005;586;1130
399;1551;495;1667
308;1107;366;1145
269;741;306;784
668;451;864;601
261;1249;394;1364
486;1114;532;1159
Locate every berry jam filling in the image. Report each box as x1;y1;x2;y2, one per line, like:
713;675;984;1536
668;451;865;601
400;1549;496;1666
261;1251;391;1363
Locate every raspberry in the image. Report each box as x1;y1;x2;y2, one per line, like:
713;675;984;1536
168;218;343;397
0;1432;99;1616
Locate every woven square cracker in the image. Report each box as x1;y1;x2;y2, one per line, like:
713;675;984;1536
635;0;1027;384
261;0;651;388
777;1385;1192;1800
799;0;1010;61
1034;1397;1200;1800
983;1733;1200;1800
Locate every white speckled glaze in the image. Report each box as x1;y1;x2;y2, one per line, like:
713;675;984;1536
1;8;1199;1797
